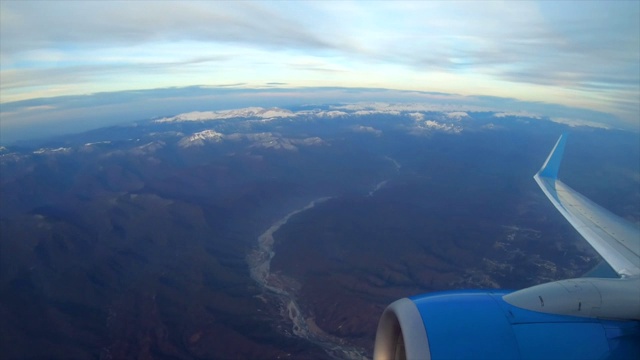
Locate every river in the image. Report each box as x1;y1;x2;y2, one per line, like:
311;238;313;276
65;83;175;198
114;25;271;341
246;197;370;360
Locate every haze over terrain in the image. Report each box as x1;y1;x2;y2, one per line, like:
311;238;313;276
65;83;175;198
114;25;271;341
1;104;639;359
0;1;639;359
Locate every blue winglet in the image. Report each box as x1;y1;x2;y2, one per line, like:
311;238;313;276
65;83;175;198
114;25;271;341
538;134;567;179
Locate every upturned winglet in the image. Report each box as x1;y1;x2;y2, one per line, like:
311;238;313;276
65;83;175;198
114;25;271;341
534;135;640;277
537;133;567;180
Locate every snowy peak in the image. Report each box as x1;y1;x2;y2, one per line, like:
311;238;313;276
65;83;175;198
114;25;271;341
178;130;224;147
156;107;295;123
445;112;470;120
84;141;112;147
224;132;326;151
352;125;382;136
312;110;348;118
422;120;462;134
330;102;490;113
131;141;166;155
33;147;72;155
493;111;541;119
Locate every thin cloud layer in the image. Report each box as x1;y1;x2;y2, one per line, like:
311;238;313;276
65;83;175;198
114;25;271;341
0;1;638;129
1;86;627;145
0;2;334;55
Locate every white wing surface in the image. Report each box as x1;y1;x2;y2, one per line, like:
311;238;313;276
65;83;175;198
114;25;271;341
535;135;640;277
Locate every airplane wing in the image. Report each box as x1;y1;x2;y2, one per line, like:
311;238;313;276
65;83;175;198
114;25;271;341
534;134;640;277
374;135;640;360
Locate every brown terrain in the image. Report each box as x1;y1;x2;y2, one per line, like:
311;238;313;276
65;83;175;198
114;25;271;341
1;113;637;359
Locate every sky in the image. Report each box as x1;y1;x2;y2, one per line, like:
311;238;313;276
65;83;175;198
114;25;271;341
1;1;639;143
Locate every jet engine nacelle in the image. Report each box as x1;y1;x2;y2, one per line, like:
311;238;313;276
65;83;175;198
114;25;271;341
373;290;640;360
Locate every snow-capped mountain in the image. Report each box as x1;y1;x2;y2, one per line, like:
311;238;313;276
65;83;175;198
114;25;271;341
178;130;224;147
152;103;609;132
33;147;72;155
156;107;296;123
0;102;614;169
420;120;463;134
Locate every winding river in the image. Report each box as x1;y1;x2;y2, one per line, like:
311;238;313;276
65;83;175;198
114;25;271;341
246;197;369;360
247;157;402;359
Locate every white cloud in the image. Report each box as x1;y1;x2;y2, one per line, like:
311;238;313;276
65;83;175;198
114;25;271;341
1;1;637;129
0;2;335;57
549;117;611;130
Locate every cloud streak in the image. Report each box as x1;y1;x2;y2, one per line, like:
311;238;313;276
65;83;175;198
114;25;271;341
0;2;335;56
1;86;625;140
0;1;638;129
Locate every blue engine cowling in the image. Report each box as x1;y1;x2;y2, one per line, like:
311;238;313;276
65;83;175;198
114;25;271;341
374;290;640;360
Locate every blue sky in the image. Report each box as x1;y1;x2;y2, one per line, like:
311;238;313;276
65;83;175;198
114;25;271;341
1;1;638;142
